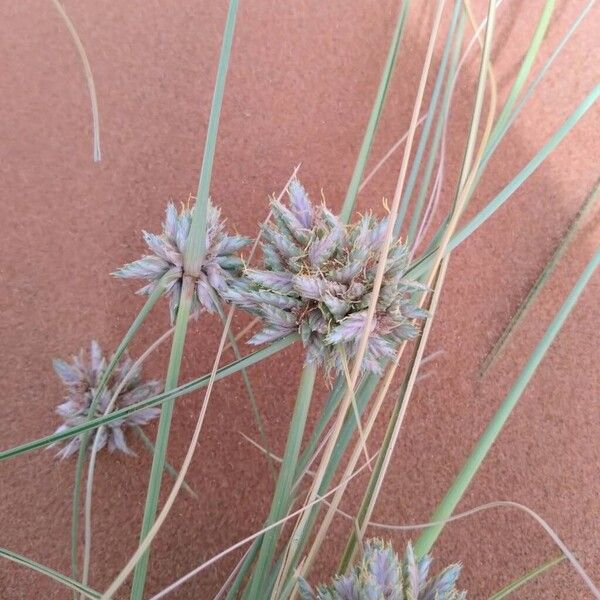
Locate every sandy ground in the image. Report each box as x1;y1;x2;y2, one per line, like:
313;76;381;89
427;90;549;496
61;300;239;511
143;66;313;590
1;1;599;598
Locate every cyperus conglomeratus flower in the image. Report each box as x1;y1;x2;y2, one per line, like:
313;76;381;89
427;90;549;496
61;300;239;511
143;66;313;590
50;340;161;459
114;200;250;322
299;539;466;600
226;179;427;374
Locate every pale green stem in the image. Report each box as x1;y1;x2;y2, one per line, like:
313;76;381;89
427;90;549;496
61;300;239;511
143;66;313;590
413;250;600;557
1;547;101;599
0;334;300;461
244;363;317;599
183;0;239;272
394;0;461;237
130;276;194;599
131;1;239;595
339;0;410;223
70;280;166;589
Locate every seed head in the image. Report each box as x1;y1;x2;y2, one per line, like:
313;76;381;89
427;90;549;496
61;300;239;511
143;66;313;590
226;179;427;375
299;539;466;600
114;201;250;322
50;340;161;458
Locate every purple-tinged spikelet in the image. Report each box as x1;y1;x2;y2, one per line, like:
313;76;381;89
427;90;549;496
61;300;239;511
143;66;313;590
50;341;162;459
114;201;250;322
226;178;427;375
299;539;466;600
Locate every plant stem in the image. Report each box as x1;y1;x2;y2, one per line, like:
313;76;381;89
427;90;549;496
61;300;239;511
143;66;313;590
413;250;600;557
1;547;101;599
0;334;300;462
339;0;410;223
183;0;239;272
130;1;239;595
70;281;166;591
130;276;194;599
244;363;317;599
50;0;101;162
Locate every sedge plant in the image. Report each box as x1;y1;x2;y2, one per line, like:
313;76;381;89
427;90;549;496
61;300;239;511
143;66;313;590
1;2;599;600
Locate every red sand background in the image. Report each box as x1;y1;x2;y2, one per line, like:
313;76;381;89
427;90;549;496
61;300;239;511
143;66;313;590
1;1;599;598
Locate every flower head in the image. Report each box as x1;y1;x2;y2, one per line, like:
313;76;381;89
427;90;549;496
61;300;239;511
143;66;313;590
114;200;250;322
50;340;162;459
226;179;427;375
299;539;466;600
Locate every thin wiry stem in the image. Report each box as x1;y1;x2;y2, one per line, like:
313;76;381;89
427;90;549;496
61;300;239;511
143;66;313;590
102;306;237;599
69;280;166;592
358;114;428;193
132;427;198;499
240;432;316;478
338;0;499;572
50;0;101;162
146;455;377;600
213;547;252;600
80;327;175;596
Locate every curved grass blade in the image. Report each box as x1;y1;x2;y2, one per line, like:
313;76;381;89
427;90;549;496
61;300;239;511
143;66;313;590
413;250;600;557
0;334;299;461
488;555;565;600
50;0;101;162
0;548;100;599
489;0;555;147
